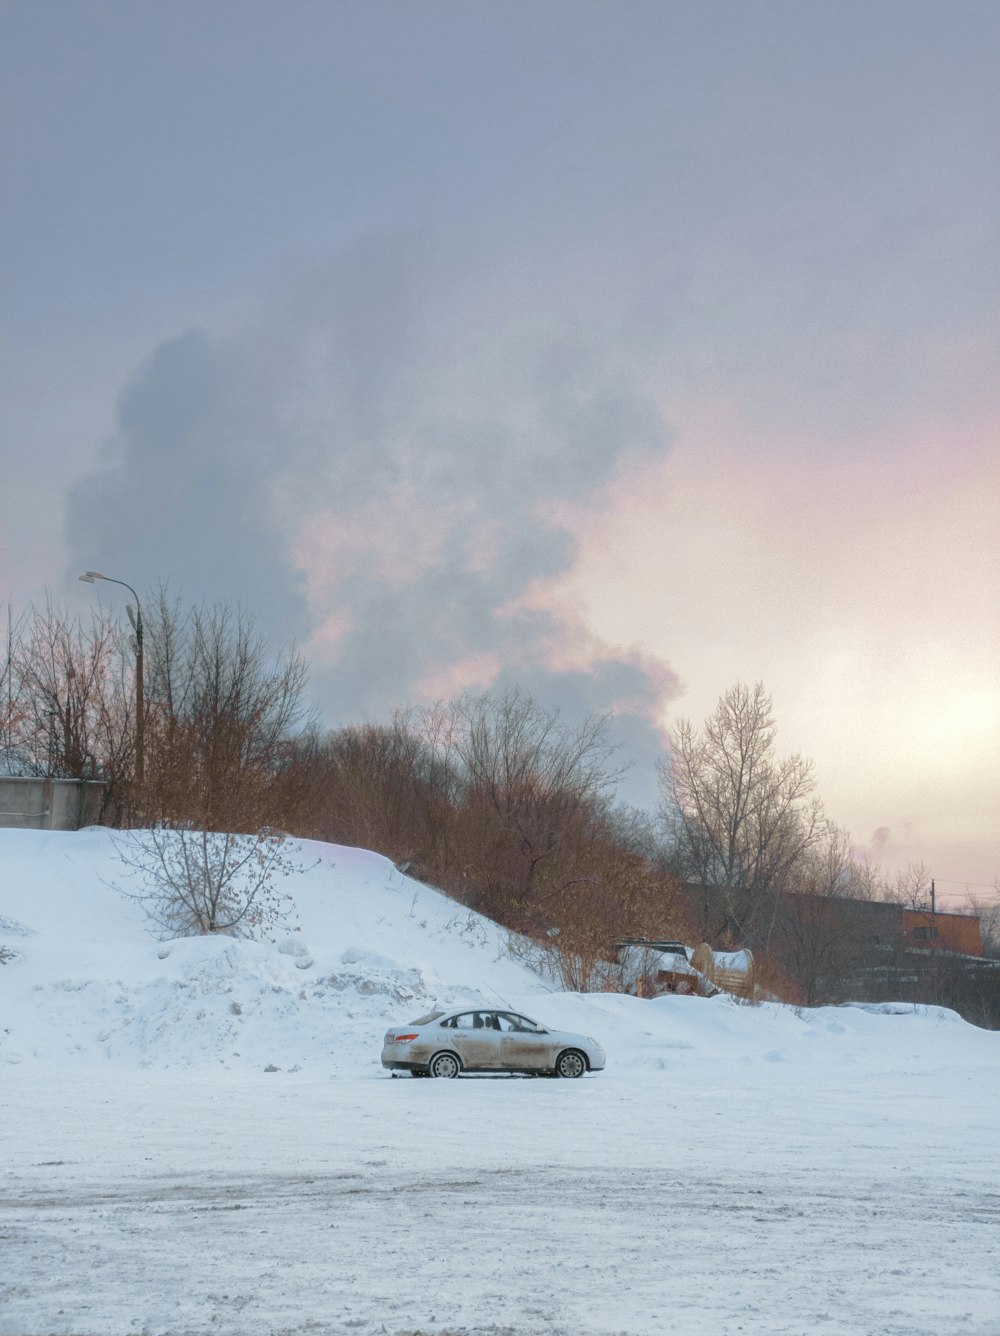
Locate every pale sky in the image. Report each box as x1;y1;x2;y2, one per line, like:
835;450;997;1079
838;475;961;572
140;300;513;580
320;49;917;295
2;1;997;897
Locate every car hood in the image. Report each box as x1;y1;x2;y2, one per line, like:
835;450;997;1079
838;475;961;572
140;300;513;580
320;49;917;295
545;1028;604;1053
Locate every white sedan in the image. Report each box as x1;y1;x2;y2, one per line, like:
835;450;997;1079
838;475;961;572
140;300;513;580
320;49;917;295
381;1006;606;1079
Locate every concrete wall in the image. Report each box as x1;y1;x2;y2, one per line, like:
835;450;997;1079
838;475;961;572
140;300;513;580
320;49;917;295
0;777;105;831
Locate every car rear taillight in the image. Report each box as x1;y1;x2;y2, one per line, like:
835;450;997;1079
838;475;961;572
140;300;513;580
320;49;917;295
394;1033;419;1043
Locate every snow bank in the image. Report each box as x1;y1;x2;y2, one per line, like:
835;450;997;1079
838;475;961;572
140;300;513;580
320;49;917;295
2;828;998;1080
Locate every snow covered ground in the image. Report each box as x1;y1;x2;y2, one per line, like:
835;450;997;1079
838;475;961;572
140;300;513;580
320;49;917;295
2;828;999;1336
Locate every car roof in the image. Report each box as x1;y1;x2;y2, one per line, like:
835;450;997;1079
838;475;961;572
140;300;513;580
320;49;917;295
434;1005;535;1021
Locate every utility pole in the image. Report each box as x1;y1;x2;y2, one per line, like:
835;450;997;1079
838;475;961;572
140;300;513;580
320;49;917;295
79;572;144;785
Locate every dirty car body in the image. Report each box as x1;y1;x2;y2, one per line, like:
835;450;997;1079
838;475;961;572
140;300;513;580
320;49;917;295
381;1007;605;1078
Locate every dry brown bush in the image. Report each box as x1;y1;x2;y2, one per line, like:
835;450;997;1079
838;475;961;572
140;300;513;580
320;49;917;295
137;592;310;831
293;688;689;989
300;710;459;869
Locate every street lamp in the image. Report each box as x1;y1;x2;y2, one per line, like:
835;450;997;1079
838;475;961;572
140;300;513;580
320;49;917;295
79;571;144;785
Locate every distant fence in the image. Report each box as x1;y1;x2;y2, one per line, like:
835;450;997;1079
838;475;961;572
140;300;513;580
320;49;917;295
0;777;105;831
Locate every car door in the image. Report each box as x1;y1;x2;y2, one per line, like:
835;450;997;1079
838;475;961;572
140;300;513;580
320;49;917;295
448;1011;502;1071
497;1012;552;1071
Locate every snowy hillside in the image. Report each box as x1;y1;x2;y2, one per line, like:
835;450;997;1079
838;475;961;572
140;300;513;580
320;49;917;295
3;826;996;1080
4;828;1000;1336
0;826;554;1072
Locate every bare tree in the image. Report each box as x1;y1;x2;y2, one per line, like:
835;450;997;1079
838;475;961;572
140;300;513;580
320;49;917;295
965;889;1000;960
9;598;134;793
661;682;822;943
878;861;934;909
1;591;312;832
773;824;871;1004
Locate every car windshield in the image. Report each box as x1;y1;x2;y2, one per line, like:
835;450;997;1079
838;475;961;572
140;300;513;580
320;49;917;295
408;1010;444;1026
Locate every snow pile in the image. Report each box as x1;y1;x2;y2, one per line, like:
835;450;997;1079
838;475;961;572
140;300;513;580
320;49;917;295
0;827;551;1072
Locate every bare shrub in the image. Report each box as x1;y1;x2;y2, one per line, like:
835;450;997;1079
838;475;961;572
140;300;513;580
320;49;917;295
441;688;624;925
487;798;692;992
749;947;806;1007
111;826;311;939
304;710;459;868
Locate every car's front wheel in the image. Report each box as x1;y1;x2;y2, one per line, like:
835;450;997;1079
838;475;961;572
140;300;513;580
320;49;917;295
554;1049;587;1079
428;1051;462;1079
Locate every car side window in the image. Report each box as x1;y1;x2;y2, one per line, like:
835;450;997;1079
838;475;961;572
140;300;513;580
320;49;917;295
498;1012;543;1034
451;1011;501;1030
439;1016;456;1028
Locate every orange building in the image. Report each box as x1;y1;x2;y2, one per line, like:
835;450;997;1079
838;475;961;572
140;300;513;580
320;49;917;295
902;909;982;957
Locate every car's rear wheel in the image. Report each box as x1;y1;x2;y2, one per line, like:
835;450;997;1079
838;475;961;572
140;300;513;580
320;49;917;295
554;1049;587;1078
428;1051;461;1079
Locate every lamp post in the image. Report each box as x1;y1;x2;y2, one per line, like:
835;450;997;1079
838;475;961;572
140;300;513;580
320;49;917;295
79;571;144;785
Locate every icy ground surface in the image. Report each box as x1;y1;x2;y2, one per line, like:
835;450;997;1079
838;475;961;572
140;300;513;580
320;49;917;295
2;828;1000;1336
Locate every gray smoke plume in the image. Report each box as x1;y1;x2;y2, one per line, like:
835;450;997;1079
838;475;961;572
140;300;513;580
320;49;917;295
67;237;680;807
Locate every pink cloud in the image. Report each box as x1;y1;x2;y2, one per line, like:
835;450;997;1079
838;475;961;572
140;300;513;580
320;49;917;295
412;652;502;702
